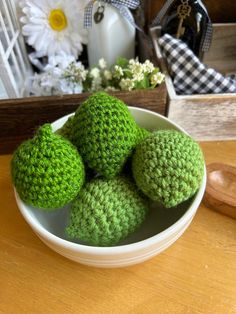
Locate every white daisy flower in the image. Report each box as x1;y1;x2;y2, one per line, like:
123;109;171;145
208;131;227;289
20;0;89;58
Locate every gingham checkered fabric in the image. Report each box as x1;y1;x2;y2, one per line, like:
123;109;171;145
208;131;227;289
151;0;174;26
159;34;236;95
84;0;140;29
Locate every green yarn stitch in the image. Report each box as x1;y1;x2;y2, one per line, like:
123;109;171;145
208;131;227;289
136;127;151;144
58;117;150;148
11;124;85;210
66;176;149;246
132;130;205;208
68;92;139;178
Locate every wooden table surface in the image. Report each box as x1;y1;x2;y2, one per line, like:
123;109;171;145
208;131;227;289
0;141;236;314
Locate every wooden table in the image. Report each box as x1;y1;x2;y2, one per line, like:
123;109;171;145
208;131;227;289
1;141;236;313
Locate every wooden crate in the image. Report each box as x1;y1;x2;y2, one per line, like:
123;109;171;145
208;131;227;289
0;85;167;154
150;23;236;141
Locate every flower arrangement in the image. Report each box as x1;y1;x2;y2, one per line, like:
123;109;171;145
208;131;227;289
83;57;165;92
18;0;165;97
30;57;165;96
30;55;88;96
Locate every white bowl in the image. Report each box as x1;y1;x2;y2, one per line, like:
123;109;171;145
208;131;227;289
15;107;206;268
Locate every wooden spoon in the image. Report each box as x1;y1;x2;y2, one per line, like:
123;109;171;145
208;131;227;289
203;163;236;220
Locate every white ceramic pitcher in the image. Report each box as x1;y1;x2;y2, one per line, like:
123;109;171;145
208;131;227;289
87;2;135;67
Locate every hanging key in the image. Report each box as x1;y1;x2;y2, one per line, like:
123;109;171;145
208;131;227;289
94;5;105;24
176;0;192;38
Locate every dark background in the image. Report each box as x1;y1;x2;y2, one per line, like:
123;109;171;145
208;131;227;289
145;0;236;24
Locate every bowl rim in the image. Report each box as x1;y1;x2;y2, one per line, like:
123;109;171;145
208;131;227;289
15;106;207;255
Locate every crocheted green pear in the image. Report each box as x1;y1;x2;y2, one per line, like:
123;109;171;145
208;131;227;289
132;130;205;208
66;177;148;246
70;92;138;178
11;124;85;210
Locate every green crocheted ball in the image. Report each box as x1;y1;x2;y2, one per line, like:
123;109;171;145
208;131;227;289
11;124;85;210
132;130;205;208
66;177;148;246
69;92;138;178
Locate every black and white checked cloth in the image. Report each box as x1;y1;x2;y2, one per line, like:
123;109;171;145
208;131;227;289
159;34;236;95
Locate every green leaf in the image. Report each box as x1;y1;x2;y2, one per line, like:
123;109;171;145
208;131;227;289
135;76;150;89
115;57;129;69
151;67;160;75
124;69;133;79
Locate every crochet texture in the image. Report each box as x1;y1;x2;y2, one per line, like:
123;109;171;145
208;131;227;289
132;130;204;208
66;176;148;246
67;92;139;178
56;115;74;141
11;124;85;210
58;115;149;149
136;127;150;143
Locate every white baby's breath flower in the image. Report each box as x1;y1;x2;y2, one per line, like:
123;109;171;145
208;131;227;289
129;59;135;65
119;78;135;91
63;61;88;83
90;67;100;79
31;69;62;96
143;60;155;73
133;71;144;82
46;53;76;70
129;58;139;66
80;69;89;81
98;58;107;69
150;72;165;85
104;70;112;80
91;77;102;92
60;79;83;94
105;86;119;92
113;65;124;79
30;60;85;96
129;60;144;82
30;74;44;96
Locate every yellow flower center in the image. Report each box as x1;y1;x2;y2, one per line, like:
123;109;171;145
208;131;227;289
49;9;67;31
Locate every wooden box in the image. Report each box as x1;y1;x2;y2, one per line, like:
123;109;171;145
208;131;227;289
150;23;236;141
